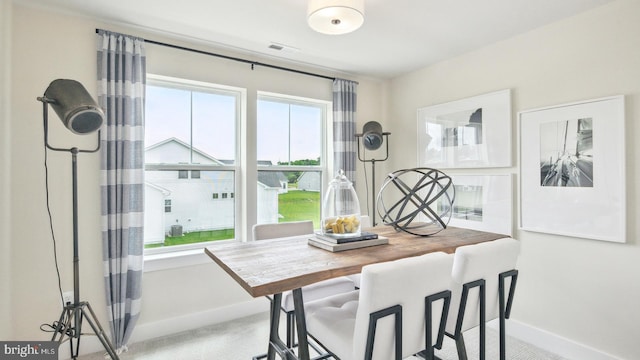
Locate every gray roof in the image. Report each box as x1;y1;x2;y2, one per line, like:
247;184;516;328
258;170;287;188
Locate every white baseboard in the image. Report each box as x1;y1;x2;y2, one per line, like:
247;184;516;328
130;297;270;343
58;297;269;359
491;319;622;360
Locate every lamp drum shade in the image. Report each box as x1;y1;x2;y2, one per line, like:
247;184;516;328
307;0;364;35
362;120;384;150
44;79;105;134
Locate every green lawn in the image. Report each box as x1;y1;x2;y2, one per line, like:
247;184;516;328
277;190;321;227
145;190;320;248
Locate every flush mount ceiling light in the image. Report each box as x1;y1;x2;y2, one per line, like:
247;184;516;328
307;0;365;35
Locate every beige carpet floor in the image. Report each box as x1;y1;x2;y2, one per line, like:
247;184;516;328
78;311;566;360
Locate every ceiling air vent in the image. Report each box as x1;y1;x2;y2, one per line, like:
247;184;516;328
268;42;300;53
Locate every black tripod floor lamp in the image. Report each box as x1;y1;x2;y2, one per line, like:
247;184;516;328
355;121;391;227
38;79;119;360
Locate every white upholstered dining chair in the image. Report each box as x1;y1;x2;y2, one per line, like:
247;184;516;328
444;237;520;360
305;252;454;360
252;220;356;349
253;220;315;242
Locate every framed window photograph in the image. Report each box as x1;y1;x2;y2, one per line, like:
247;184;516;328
417;89;512;169
445;174;513;236
519;95;626;243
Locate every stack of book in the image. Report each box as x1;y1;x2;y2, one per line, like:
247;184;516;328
308;231;388;252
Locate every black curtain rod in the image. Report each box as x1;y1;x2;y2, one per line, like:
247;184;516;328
96;29;336;82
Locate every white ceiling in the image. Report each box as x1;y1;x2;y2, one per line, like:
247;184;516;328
20;0;614;79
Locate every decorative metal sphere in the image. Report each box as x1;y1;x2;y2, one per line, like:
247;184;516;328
376;168;455;236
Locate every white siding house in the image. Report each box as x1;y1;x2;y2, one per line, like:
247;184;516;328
256;168;289;224
144;138;285;244
144;183;171;244
297;171;321;192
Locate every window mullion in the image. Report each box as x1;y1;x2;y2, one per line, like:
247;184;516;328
190;90;194;164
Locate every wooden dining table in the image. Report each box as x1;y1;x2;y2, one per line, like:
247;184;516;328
204;225;509;360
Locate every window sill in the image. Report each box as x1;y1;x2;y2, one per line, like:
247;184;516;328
144;248;213;272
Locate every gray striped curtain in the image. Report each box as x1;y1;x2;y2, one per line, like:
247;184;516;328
97;29;146;352
332;78;358;183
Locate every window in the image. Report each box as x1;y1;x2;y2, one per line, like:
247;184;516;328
256;93;328;229
143;76;331;255
144;75;241;253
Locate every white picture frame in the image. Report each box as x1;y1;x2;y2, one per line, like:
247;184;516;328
519;95;626;243
417;89;512;169
446;174;513;236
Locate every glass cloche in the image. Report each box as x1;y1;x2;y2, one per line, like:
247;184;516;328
321;170;362;237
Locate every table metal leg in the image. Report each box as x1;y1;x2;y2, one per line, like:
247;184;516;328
292;288;310;360
267;293;282;360
262;292;302;360
259;289;311;360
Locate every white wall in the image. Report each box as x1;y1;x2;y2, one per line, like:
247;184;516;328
389;1;640;358
7;1;387;350
0;0;13;340
10;4;107;342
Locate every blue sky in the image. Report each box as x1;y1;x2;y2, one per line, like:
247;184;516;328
145;85;322;164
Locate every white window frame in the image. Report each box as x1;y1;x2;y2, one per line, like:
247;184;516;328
256;91;332;227
143;78;333;271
